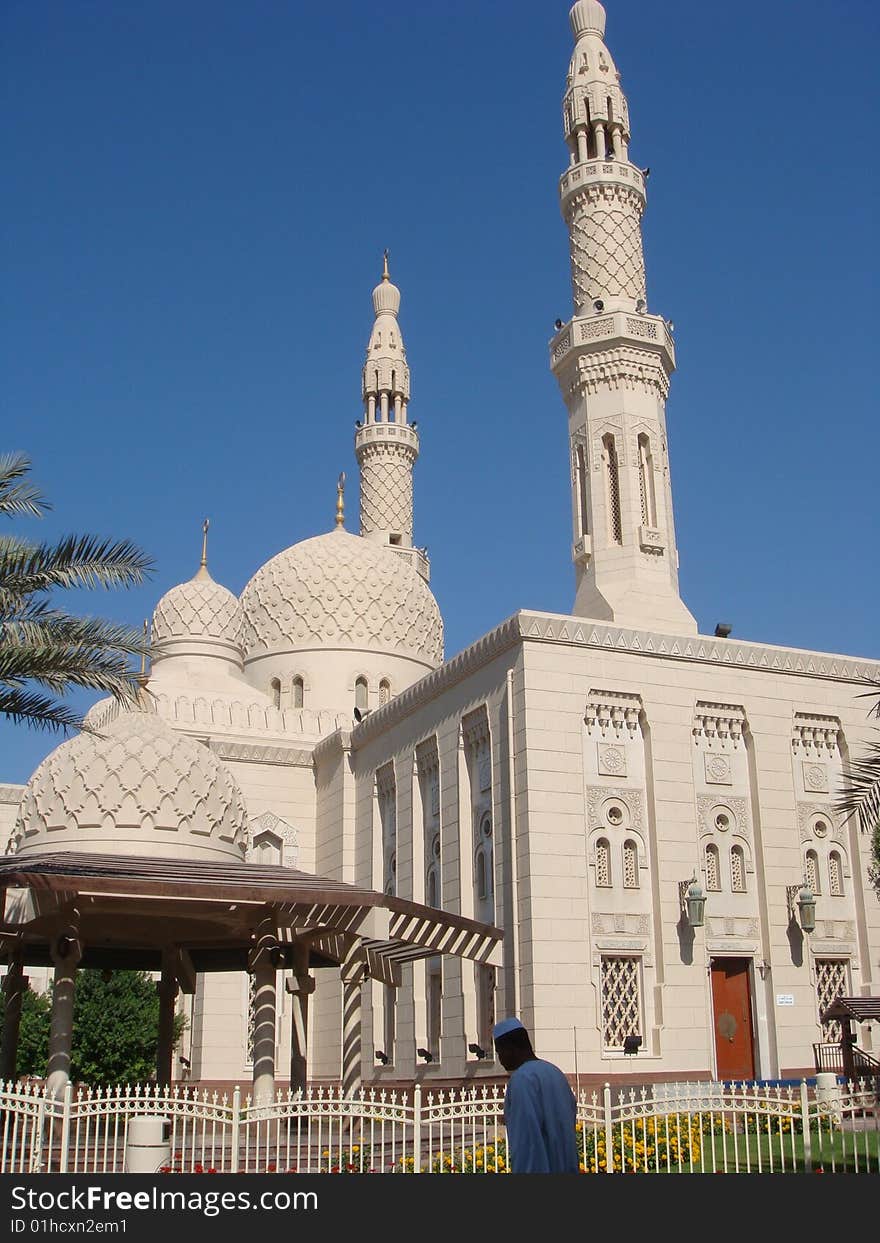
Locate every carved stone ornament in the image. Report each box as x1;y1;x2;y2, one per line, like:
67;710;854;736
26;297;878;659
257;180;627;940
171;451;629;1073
704;753;732;786
598;742;627;777
802;761;829;794
697;796;750;840
587;786;643;831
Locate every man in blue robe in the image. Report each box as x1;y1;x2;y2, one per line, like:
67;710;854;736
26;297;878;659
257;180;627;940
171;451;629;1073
493;1017;579;1173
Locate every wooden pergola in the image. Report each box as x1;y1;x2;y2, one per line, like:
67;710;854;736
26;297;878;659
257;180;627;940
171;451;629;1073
816;996;880;1080
0;851;503;1100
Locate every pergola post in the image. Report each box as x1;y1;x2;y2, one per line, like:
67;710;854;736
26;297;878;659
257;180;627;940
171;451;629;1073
156;950;179;1087
248;917;278;1106
47;924;82;1099
0;954;28;1083
286;942;313;1095
341;949;367;1097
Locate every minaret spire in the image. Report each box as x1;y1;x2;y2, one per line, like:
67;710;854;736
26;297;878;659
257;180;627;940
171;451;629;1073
355;256;430;581
549;2;696;634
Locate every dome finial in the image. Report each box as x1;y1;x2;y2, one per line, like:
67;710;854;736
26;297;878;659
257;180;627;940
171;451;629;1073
194;518;211;581
382;248;390;282
335;472;346;528
136;618;150;691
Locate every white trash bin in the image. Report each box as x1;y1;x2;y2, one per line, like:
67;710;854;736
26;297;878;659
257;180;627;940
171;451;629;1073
125;1115;171;1173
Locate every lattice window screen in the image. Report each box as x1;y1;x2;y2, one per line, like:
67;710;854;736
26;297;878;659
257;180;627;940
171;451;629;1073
600;955;642;1050
829;853;843;897
705;844;720;891
596;839;611;887
730;846;745;893
604;435;622;544
623;840;638;888
806;851;820;894
816;959;849;1042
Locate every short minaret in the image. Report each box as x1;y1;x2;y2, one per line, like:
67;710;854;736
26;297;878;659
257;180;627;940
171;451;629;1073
355;255;429;582
550;1;697;634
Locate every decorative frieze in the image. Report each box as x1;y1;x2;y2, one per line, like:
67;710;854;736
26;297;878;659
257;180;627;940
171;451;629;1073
706;917;760;939
592;912;650;936
207;740;313;768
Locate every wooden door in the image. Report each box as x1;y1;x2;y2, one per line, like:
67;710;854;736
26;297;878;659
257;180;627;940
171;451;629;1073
710;958;755;1081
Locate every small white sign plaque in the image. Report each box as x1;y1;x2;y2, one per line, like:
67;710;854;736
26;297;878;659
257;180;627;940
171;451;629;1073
776;994;795;1007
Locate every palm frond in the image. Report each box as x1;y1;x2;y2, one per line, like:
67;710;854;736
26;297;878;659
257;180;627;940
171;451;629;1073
0;454;48;519
835;736;880;834
0;685;84;733
0;533;153;597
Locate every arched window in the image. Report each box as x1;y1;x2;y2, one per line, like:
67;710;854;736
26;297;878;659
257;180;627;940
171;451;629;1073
292;677;304;709
379;678;391;706
730;845;746;893
705;844;721;891
475;851;487;901
805;850;820;895
426;865;438;909
637;433;657;527
355;677;368;714
829;852;843;897
474;812;494;910
596;838;611;887
603;434;622;544
269;678;281;710
623;839;638;889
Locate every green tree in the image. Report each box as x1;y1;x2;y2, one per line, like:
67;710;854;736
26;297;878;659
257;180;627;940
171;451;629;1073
70;970;186;1086
0;986;51;1077
0;452;152;732
0;971;186;1084
837;680;880;899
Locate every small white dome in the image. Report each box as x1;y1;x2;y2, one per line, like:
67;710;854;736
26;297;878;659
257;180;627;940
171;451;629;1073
372;279;401;317
240;528;443;667
15;710;248;861
570;1;606;39
152;568;244;650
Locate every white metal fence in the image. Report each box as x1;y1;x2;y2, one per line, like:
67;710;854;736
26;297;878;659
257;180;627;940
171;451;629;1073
0;1077;877;1174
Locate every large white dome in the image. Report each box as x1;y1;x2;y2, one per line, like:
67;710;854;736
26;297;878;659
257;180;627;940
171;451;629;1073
14;710;248;861
240;529;444;667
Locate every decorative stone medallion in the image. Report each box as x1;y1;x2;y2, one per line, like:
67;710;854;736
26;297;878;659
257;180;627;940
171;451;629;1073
704;753;732;785
598;743;627;777
803;762;829;794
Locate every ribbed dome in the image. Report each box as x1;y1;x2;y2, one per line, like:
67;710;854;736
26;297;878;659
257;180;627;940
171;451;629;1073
570;1;606;39
14;710;248;861
240;529;443;666
372;278;401;317
152;569;243;649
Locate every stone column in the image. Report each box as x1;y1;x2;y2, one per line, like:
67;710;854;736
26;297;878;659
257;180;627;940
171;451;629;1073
156;951;179;1087
0;956;28;1083
576;128;589;163
248;918;278;1106
47;927;82;1099
341;951;367;1097
286;943;314;1095
595;122;606;159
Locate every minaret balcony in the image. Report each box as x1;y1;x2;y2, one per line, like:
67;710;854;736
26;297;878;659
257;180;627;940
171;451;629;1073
550;311;674;375
355;422;420;454
559;159;646;215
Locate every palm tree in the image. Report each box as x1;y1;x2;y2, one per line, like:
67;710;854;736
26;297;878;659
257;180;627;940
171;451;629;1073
836;680;880;899
0;453;153;732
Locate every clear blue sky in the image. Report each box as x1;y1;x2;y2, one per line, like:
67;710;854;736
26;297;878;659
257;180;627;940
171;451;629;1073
3;1;878;784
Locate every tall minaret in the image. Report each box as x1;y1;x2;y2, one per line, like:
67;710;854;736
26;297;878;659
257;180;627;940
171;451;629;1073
355;255;429;582
550;1;697;634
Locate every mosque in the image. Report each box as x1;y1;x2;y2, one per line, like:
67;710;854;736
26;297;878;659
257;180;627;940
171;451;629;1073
2;1;878;1090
